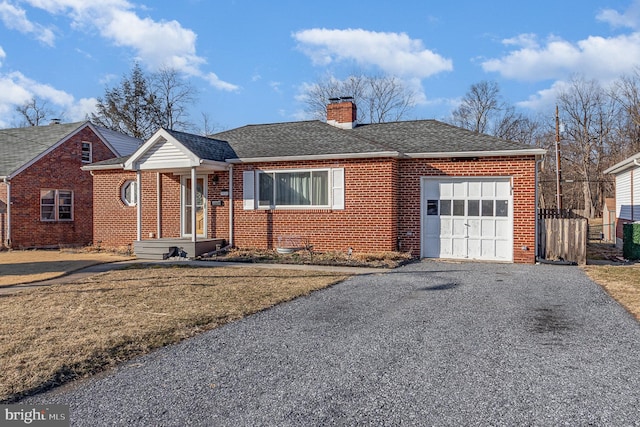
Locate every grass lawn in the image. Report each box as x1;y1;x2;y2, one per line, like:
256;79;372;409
1;247;639;404
0;249;133;287
584;264;640;320
0;264;350;403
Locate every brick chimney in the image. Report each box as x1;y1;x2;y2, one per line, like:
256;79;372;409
327;97;357;129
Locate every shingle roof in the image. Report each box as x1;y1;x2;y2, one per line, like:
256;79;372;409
165;128;237;161
352;120;534;154
87;118;544;170
209;121;390;159
0;121;87;177
209;119;539;160
94;126;142;156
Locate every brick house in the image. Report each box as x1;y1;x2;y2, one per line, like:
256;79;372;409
0;121;140;248
604;153;640;247
85;100;545;263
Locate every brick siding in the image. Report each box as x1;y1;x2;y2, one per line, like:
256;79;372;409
91;155;539;263
5;126;116;248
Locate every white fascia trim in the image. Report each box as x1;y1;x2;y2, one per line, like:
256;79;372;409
226;151;401;163
603;153;640;175
81;163;125;171
404;148;547;158
200;159;232;170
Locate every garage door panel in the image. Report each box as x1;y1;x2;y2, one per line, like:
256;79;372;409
452;219;467;236
496;181;510;197
467;219;481;238
452;239;466;257
440;238;453;256
481;219;495;237
467;239;481;258
495;240;511;259
495;220;510;238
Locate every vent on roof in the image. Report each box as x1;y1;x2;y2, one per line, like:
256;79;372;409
49;118;61;125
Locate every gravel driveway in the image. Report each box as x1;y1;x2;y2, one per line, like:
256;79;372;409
26;261;640;426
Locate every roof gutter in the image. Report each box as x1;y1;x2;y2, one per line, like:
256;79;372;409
404;148;547;159
81;163;126;171
226;151;401;163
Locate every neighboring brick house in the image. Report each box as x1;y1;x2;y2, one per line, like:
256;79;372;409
604;153;640;247
86;100;545;263
0;121;140;248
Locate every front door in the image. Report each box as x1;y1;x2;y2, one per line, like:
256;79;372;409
182;176;207;237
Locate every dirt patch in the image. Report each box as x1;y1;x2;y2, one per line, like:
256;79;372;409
0;249;133;287
200;248;414;269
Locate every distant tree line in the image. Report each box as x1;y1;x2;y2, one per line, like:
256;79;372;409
13;64;640;218
448;73;640;218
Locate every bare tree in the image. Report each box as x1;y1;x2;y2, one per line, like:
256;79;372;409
151;66;198;131
450;80;502;134
558;75;618;218
15;97;57;126
301;73;416;124
611;67;640;157
92;63;198;140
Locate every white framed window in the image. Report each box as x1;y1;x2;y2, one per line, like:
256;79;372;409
81;142;92;163
243;168;344;210
121;180;137;206
40;189;73;221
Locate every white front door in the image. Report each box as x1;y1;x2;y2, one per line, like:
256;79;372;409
181;176;207;238
422;178;513;261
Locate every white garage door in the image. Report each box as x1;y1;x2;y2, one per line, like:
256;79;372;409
421;177;513;261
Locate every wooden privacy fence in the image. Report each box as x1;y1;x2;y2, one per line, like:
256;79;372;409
538;212;587;265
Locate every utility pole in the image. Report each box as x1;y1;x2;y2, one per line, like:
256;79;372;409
555;105;563;213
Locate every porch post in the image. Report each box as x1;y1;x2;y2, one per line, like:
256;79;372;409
156;172;162;239
191;166;197;243
136;170;142;242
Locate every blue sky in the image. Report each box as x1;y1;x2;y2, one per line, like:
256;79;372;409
1;0;640;131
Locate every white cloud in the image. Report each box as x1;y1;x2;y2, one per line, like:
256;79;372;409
516;80;571;112
293;28;453;79
203;72;239;92
17;0;238;90
0;0;55;46
597;0;640;29
0;45;5;66
0;69;96;126
482;32;640;82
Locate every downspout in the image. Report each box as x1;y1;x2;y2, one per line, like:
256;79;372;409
228;164;234;247
535;155;545;262
2;176;10;247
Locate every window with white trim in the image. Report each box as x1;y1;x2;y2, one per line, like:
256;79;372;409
40;189;73;221
81;142;92;163
243;168;344;210
121;180;137;206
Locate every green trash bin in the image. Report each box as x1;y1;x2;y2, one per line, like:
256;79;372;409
623;222;640;260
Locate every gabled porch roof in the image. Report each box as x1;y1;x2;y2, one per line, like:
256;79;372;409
124;128;230;173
